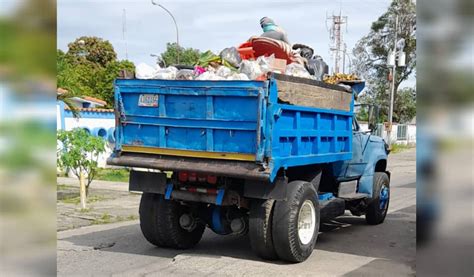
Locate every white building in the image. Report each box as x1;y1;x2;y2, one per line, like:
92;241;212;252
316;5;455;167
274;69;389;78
57;90;115;167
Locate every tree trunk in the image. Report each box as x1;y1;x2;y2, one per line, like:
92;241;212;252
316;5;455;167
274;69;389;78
79;172;87;209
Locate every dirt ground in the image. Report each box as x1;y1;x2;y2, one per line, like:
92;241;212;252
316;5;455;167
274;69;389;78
57;184;140;231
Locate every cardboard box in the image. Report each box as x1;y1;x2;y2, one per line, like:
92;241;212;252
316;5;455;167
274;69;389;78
269;58;287;73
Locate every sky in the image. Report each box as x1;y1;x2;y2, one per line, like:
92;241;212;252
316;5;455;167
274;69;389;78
57;0;415;87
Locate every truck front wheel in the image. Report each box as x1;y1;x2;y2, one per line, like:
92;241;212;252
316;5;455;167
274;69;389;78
139;193;205;249
365;172;390;225
272;181;320;262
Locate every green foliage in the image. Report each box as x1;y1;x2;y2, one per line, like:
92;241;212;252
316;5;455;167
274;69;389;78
161;42;200;66
394;87;416;123
95;60;135;106
57;38;135;108
67;36;117;68
60;194;106;205
390;143;415;153
356;107;369;122
353;0;416;123
92;213;113;225
95;168;130;183
57;128;106;191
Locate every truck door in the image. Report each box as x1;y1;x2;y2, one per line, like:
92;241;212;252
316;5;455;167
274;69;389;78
331;117;368;178
344;118;368;178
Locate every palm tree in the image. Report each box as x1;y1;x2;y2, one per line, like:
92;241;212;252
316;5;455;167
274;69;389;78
57;88;80;119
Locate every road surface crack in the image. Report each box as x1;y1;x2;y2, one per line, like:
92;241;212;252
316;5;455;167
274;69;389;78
93;242;116;250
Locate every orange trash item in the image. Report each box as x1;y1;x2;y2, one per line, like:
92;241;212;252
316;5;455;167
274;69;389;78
250;37;293;64
237;41;256;60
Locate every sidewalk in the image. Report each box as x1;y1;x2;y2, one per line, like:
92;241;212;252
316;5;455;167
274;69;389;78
57;177;128;192
57;177;139;231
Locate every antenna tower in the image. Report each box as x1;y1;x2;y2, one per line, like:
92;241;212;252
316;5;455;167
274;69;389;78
327;10;348;74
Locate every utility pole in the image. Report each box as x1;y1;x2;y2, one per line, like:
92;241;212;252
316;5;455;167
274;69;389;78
327;11;348;74
151;0;180;64
387;15;398;146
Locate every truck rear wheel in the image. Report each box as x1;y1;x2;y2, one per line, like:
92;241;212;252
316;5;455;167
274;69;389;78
272;181;319;262
139;193;205;249
249;199;278;260
365;172;390;225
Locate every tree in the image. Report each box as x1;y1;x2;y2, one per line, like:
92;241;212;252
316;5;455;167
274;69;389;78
57;128;105;209
58;37;136;108
95;60;135;106
161;42;200;66
353;0;416;122
394;87;416;123
67;36;117;68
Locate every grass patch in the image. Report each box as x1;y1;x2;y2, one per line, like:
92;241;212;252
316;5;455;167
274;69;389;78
95;168;130;182
59;194;107;205
126;215;139;221
92;213;112;225
57;184;71;191
390;143;415;154
91;213;138;225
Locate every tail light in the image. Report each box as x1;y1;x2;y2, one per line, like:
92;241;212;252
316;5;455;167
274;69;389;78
207;175;217;184
178;171;218;184
178;172;188;182
188;172;197;182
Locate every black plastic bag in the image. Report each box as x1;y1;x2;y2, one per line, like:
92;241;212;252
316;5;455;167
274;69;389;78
306;58;328;81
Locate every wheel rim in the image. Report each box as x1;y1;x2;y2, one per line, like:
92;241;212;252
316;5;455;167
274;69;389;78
379;185;389;211
298;200;316;245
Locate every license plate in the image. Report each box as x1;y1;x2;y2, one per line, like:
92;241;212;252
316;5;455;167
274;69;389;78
138;94;159;107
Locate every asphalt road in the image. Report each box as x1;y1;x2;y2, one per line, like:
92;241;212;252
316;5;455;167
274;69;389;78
57;149;416;276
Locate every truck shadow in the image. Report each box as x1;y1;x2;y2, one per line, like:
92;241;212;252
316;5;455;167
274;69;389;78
316;204;416;264
60;204;415;264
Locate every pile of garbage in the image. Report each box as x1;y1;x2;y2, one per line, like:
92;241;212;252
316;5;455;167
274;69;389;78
137;41;323;82
323;73;360;85
136;42;339;83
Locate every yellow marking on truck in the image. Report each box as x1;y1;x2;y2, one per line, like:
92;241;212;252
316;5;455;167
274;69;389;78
122;145;255;161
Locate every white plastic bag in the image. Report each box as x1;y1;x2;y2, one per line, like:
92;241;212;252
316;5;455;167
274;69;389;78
256;54;275;74
155;66;178;80
195;71;224;81
136;63;159;79
216;66;233;78
228;73;249;80
285;63;314;79
239;60;263;80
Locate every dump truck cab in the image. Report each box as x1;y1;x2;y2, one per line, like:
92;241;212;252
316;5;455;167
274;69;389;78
108;74;391;263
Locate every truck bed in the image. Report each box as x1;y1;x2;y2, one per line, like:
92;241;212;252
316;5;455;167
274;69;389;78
109;74;354;182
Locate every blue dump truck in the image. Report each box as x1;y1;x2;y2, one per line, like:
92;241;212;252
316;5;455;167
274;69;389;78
107;73;390;262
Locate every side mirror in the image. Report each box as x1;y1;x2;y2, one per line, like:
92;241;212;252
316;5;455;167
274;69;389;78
368;105;379;132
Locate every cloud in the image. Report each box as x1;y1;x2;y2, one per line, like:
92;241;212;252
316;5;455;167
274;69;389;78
58;0;391;67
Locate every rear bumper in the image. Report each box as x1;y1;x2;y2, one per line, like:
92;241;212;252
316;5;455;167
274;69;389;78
107;152;270;181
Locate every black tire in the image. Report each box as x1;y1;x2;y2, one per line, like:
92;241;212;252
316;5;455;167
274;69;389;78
272;181;320;263
365;172;390;225
139;193;205;249
249;199;278;260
